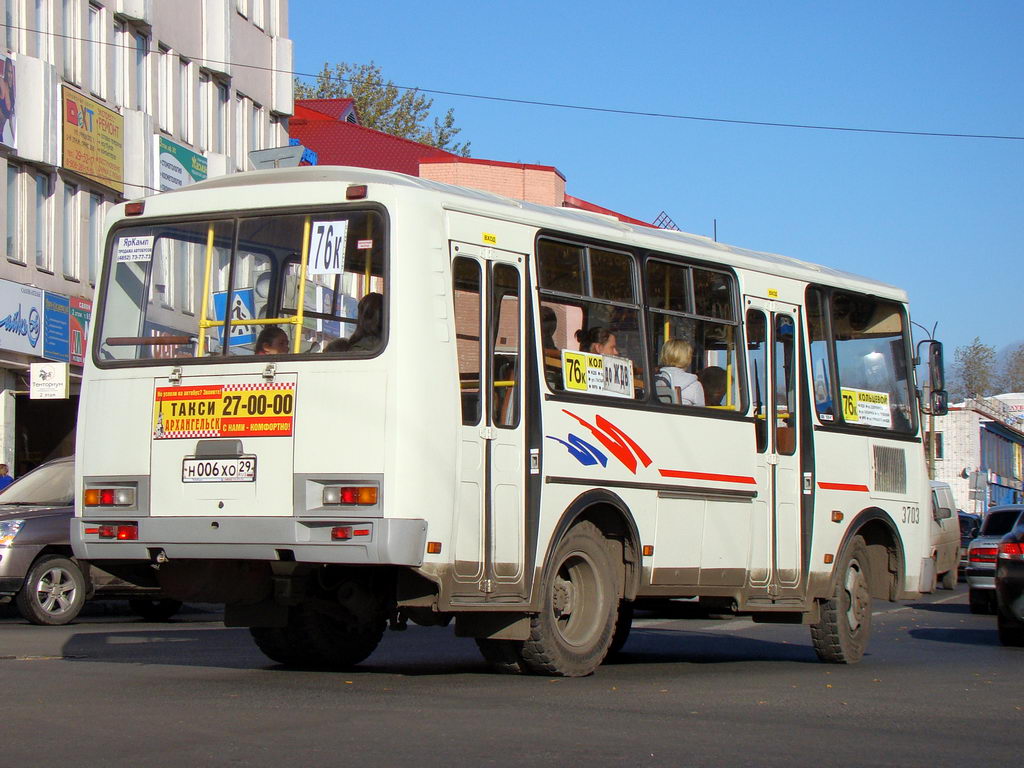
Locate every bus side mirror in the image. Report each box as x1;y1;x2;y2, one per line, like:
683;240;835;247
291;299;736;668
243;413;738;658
929;388;948;416
927;341;945;392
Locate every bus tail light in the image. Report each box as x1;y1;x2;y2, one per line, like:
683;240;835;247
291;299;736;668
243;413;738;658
970;547;998;564
96;523;139;540
331;526;371;541
323;486;378;506
84;487;136;507
999;542;1024;560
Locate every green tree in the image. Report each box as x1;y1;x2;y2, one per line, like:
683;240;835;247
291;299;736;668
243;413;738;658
953;337;997;399
999;342;1024;393
295;61;471;157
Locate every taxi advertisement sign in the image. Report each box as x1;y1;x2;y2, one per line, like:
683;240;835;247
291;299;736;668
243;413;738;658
153;383;295;439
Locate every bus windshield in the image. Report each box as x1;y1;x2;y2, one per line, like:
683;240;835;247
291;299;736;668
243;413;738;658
96;208;386;362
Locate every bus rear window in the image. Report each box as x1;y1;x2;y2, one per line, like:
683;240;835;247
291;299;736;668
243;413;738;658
96;209;386;362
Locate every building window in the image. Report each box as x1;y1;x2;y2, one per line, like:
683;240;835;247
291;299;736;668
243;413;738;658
62;181;78;278
35;0;53;62
925;431;945;461
252;0;263;29
215;80;228;152
236;0;248;18
203;76;228;153
178;56;192;143
132;27;148;111
5;0;19;53
234;92;246;170
87;191;102;284
157;44;172;131
197;71;209;150
62;0;80;83
87;2;104;97
6;163;20;262
113;20;125;107
249;101;262;154
34;171;52;270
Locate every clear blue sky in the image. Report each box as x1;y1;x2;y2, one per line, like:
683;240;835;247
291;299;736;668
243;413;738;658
289;1;1023;359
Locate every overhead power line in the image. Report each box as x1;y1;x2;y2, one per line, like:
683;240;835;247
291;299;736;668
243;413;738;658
5;21;1023;142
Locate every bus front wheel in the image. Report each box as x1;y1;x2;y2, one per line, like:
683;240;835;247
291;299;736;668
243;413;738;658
520;521;618;677
810;535;872;664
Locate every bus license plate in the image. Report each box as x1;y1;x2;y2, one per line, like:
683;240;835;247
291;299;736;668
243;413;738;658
181;457;256;483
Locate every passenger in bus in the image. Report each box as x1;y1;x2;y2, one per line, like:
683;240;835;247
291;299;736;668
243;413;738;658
349;292;383;351
255;325;289;355
655;339;704;406
324;337;351;353
576;326;618;356
698;366;727;406
541;306;563;390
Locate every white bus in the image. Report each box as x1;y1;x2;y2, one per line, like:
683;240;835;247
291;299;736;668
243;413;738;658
73;166;946;676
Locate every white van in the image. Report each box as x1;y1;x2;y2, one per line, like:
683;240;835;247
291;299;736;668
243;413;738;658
929;480;961;590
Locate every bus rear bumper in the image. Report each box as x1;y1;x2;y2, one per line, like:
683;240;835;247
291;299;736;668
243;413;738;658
72;516;428;567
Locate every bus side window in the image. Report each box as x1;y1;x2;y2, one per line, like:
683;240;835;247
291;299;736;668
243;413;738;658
491;264;520;428
452;257;482;425
746;309;768;453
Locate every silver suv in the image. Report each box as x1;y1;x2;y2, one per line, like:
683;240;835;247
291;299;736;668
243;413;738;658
0;457;181;625
966;505;1024;614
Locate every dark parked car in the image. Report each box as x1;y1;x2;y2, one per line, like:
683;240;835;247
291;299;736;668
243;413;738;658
0;456;181;625
958;511;982;578
966;505;1024;614
995;521;1024;646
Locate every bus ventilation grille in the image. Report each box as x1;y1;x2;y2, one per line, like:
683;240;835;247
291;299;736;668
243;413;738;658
873;446;907;494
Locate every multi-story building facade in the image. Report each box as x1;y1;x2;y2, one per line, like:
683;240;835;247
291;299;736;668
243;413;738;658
0;0;292;475
930;393;1024;513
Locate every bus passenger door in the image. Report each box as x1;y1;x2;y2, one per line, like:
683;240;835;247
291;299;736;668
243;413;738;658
745;298;803;596
450;243;527;602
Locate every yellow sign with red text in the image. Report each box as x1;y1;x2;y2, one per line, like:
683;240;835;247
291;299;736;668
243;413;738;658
152;383;295;439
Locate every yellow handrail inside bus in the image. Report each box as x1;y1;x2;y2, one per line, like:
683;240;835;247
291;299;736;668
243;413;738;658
197;217;312;354
196;223;216;357
292;216;311;353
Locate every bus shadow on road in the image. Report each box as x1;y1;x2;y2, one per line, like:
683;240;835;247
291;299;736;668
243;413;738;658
609;628;819;665
906;601;969;614
906;627;998;646
61;627;270;670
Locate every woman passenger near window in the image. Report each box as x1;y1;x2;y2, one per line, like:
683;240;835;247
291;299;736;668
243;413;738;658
656;339;704;406
576;326;618;356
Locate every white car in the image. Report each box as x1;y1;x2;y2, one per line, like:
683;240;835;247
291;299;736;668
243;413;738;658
929;481;960;590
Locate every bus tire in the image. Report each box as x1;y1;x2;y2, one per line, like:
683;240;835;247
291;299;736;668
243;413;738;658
608;600;634;657
250;625;308;667
520;521;617;677
475;638;525;674
250;602;385;670
810;535;871;664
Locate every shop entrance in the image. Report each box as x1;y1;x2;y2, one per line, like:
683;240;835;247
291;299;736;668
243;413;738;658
14;395;79;476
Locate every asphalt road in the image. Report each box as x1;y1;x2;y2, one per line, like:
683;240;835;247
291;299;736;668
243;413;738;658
1;585;1020;767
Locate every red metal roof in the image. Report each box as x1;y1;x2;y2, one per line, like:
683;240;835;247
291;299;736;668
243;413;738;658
295;98;357;122
289;98;652;226
289;114;458;176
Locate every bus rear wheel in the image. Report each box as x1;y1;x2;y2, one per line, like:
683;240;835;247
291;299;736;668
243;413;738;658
250;600;386;670
520;521;618;677
810;535;872;664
